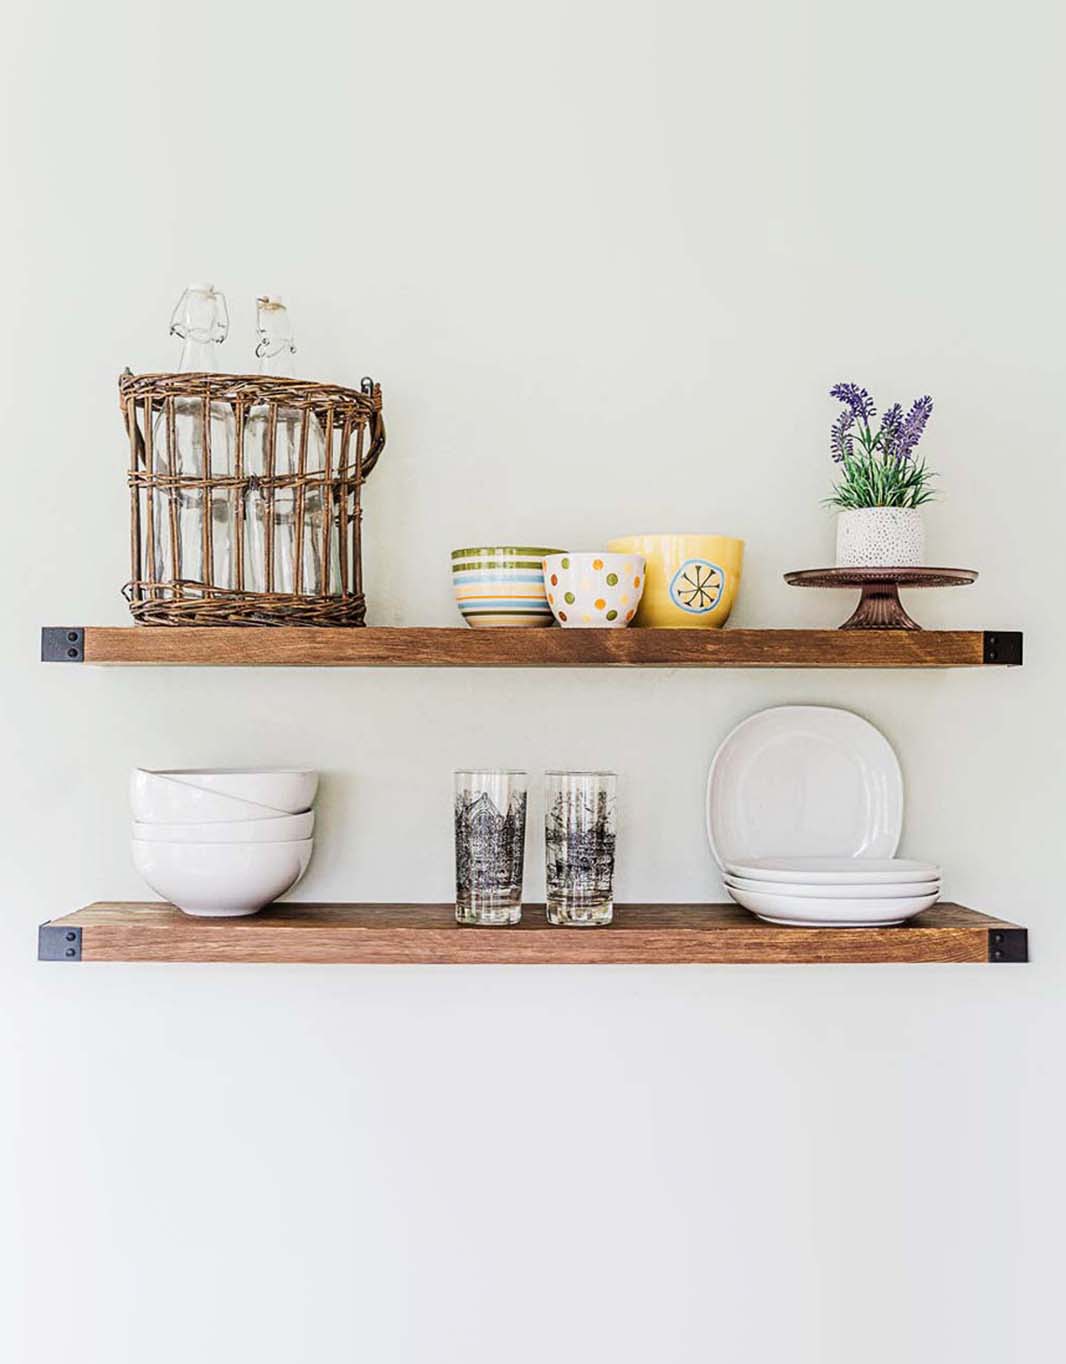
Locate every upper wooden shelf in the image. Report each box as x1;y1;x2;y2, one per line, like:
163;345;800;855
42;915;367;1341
39;902;1027;965
41;626;1023;669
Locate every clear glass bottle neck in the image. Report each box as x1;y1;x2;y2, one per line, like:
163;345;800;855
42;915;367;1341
170;286;228;373
256;297;296;377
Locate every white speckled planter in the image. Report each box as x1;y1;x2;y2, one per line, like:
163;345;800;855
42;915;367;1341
835;508;925;567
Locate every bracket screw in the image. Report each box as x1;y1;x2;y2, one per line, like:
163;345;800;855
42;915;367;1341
65;932;76;941
65;948;76;958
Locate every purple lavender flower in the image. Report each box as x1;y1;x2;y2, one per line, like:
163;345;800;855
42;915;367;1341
880;402;904;459
897;395;933;459
830;409;855;462
830;382;876;424
826;383;937;508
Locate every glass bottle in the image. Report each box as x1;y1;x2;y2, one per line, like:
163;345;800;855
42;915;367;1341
152;285;234;594
244;296;330;594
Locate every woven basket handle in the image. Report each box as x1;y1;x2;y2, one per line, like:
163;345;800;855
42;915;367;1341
120;368;149;469
360;376;387;477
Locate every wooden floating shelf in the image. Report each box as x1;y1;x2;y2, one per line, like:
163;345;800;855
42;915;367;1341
38;902;1028;965
41;626;1023;669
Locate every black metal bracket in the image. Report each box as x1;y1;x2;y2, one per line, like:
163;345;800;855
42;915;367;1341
41;627;84;663
988;928;1028;962
983;631;1023;666
38;923;82;961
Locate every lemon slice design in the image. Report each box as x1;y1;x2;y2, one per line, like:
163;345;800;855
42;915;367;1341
669;559;724;613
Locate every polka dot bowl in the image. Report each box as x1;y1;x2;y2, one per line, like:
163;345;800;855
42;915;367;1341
543;552;646;628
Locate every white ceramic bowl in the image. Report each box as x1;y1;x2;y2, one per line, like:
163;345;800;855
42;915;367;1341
726;883;939;927
131;769;291;824
131;811;315;844
151;768;318;814
132;838;314;917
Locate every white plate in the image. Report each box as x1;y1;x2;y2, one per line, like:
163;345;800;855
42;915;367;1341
706;707;903;869
727;884;938;927
724;873;939;900
724;856;940;885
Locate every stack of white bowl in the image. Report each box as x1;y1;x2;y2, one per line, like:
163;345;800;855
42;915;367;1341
131;768;318;918
722;857;942;927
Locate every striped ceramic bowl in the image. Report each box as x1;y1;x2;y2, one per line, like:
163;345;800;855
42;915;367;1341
451;546;565;628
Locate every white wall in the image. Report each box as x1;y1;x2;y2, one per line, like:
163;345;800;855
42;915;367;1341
3;2;1064;1361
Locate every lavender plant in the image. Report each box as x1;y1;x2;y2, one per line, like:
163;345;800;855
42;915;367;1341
827;383;937;510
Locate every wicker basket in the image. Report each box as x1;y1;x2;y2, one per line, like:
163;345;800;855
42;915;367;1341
121;371;385;626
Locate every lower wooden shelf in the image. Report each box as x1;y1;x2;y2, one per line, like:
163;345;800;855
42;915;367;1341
38;902;1028;965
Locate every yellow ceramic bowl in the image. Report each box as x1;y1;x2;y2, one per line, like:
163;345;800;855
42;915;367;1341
605;534;744;628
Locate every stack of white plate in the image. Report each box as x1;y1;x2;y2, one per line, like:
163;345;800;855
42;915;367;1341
706;705;940;927
722;857;941;927
130;768;318;918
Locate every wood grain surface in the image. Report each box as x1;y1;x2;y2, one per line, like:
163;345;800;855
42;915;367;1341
71;626;999;668
45;902;1022;964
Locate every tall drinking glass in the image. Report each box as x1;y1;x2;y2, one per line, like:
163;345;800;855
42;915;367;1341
545;771;617;926
454;770;528;925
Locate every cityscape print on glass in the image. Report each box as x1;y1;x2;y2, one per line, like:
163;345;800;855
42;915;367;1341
454;770;528;926
545;771;617;926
